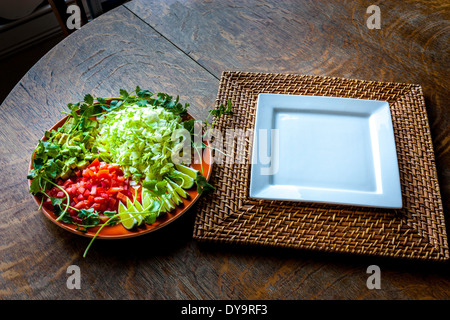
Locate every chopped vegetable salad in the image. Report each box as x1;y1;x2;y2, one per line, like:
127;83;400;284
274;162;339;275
28;87;231;256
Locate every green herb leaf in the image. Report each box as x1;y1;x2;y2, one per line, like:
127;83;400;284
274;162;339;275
103;211;120;225
209;99;233;118
142;180;168;197
119;89;129;99
84;94;94;105
54;205;72;224
78;208;100;227
29;178;42;195
50;197;65;207
137;89;153;99
182;119;196;134
33;158;44;170
96;97;107;104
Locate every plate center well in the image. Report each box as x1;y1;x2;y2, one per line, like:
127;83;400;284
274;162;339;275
272;108;377;192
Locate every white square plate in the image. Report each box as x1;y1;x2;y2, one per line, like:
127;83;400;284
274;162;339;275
249;93;402;209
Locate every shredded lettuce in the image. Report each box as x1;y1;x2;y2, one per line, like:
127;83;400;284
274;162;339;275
94;104;185;182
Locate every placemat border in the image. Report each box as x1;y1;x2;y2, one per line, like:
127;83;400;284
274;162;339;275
193;71;448;261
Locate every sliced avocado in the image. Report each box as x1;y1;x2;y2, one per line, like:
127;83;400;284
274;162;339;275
76;159;89;169
83;153;94;161
58;133;69;145
175;164;200;179
60;147;70;156
59;166;72;180
67;157;78;169
170;170;194;189
144;211;157;224
161;195;175;212
166;179;190;199
147;198;162;214
118;201;137;230
142;188;152;209
127;197;144;226
68;145;82;155
143;197;162;224
55;159;65;167
157;196;169;213
84;136;96;149
54;132;62;140
166;181;183;206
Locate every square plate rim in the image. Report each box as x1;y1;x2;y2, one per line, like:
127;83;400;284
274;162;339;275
249;92;403;209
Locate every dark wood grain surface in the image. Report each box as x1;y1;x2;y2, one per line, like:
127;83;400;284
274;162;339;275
0;0;449;300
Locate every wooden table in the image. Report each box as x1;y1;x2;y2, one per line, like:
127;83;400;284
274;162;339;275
1;0;449;303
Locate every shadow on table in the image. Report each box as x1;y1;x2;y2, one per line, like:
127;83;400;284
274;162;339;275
49;203;199;259
195;237;450;277
44;200;450;283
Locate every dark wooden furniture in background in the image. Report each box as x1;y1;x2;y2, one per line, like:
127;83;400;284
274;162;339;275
48;0;88;35
0;0;448;300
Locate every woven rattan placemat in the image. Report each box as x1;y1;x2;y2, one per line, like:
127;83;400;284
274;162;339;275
193;71;448;261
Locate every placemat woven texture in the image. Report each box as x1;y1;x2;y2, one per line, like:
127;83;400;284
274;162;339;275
193;71;448;261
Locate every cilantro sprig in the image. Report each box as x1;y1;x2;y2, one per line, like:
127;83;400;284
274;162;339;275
99;86;189;117
54;206;119;233
28;87;231;257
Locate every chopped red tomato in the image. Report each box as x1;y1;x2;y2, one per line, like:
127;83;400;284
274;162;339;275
116;192;128;203
45;159;134;219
